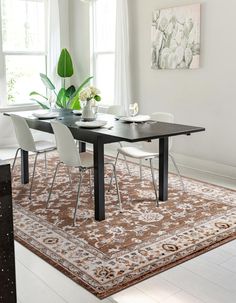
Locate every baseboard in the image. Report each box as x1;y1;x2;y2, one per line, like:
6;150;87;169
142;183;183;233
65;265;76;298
103;145;236;189
173;152;236;181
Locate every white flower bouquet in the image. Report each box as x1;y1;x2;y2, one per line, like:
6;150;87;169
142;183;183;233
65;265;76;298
79;86;101;102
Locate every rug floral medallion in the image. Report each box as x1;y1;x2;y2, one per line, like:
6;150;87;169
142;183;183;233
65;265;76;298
12;153;236;299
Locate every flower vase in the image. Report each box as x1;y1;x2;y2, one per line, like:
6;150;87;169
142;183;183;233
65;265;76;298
81;100;96;121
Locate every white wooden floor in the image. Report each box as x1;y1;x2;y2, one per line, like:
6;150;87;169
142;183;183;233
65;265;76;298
2;147;236;303
14;240;236;303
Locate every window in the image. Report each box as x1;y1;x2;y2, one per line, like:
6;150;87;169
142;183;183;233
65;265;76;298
91;0;116;105
0;0;47;106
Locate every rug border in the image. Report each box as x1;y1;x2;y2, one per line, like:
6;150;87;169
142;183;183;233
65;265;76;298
15;232;236;300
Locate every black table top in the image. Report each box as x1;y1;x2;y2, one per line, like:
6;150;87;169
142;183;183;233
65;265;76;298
4;109;205;144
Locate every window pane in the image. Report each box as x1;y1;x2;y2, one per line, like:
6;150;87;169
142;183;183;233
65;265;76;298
6;55;46;104
1;0;45;52
95;54;115;104
93;0;116;52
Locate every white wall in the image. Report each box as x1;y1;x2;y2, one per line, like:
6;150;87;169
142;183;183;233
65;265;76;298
128;0;236;178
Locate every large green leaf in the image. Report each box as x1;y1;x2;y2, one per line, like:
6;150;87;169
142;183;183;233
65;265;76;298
66;85;76;98
56;101;63;108
71;76;93;100
76;76;93;94
69;95;81;110
57;49;74;78
29;91;49;109
29;91;48;100
40;73;55;90
30;98;50;109
57;88;68;108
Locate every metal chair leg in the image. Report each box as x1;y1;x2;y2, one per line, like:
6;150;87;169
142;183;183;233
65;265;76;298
12;148;21;172
67;166;73;190
150;158;159;206
89;168;93;197
44;152;48;178
169;154;185;192
119;142;130;175
73;171;84;226
109;163;122;212
123;155;131;175
139;159;142;180
46;162;61;208
109;152;120;191
29;152;39;200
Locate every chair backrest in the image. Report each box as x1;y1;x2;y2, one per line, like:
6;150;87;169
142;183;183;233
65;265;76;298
107;105;123;116
51;121;81;167
10;114;36;152
151;112;174;124
142;112;174;152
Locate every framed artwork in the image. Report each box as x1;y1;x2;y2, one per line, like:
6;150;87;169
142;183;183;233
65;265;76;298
151;4;200;70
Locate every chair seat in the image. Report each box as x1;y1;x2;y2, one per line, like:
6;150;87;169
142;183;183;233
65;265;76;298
79;152;113;168
35;140;56;152
118;146;158;159
79;152;94;168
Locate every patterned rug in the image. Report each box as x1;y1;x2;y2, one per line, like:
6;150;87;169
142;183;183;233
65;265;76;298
12;152;236;299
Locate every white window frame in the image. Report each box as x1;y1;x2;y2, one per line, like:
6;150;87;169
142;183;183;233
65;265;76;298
90;0;116;106
0;0;48;108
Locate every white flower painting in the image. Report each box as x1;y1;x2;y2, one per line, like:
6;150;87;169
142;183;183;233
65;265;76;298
151;4;200;70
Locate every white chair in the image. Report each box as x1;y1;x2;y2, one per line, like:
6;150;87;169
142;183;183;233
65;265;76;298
107;105;131;175
110;112;185;206
142;112;184;191
10;114;56;200
106;105;123;116
47;121;121;226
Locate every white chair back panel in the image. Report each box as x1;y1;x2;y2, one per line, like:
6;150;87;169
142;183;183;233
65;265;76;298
10;114;36;152
151;112;174;124
142;112;174;153
51;121;81;167
107;105;123;116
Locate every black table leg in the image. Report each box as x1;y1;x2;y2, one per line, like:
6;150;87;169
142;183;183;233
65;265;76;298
159;137;169;201
21;149;29;184
93;137;105;221
79;142;86;153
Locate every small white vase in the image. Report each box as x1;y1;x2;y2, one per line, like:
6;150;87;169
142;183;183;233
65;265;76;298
81;100;96;121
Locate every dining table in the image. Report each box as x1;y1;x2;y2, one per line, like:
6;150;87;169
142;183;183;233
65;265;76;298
5;109;205;221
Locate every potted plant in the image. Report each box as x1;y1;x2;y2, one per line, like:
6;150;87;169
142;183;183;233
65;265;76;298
30;48;92;110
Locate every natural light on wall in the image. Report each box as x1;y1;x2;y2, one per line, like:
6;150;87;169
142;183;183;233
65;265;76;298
0;0;46;105
91;0;116;105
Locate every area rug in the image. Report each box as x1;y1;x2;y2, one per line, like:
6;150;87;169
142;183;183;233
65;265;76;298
12;153;236;299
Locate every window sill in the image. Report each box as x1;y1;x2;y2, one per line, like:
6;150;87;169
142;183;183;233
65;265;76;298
0;103;40;113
